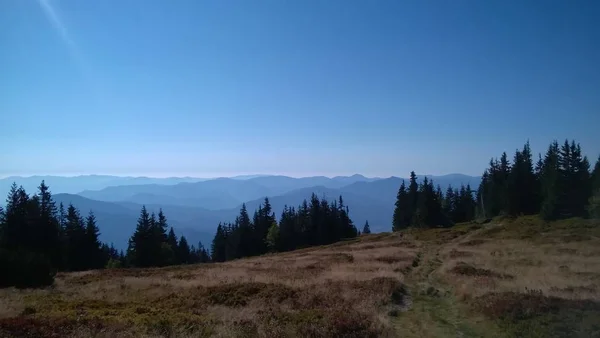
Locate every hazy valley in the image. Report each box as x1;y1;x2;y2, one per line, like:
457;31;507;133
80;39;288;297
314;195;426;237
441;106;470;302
1;174;480;249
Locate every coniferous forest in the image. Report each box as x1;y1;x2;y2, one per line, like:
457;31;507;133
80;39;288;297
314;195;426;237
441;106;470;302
210;195;357;262
0;182;209;288
392;140;600;231
2;139;599;289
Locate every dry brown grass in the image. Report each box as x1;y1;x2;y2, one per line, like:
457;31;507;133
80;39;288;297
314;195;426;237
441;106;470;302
2;218;599;338
429;216;600;337
0;233;413;338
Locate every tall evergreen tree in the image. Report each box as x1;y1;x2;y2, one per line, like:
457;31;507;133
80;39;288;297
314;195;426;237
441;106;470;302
392;180;410;231
65;204;86;271
35;181;61;266
591;155;600;193
507;142;538;216
540;141;561;220
443;186;455;219
84;211;104;269
407;172;419;222
362;220;371;234
127;205;154;267
177;236;191;264
211;223;227;262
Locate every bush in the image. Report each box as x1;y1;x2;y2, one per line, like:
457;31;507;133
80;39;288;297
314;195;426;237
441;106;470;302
0;249;55;289
105;258;122;269
588;190;600;219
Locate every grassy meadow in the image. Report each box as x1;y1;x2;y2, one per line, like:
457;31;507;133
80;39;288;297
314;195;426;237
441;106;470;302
1;216;599;337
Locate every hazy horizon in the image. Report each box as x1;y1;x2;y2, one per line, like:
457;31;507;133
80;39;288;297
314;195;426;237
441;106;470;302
0;172;476;180
1;0;599;178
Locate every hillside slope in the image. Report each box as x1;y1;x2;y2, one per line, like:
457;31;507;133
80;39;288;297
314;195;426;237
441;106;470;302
1;216;598;337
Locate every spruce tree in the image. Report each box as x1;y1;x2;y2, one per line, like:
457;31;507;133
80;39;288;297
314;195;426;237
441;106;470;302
590;156;600;218
65;204;86;271
540;141;561;220
35;181;61;267
407;172;419;222
156;209;168;242
211;223;227;262
392;180;409;231
362;220;371;234
84;211;104;269
443;186;455;220
591;155;600;193
127;205;153;267
177;236;191;264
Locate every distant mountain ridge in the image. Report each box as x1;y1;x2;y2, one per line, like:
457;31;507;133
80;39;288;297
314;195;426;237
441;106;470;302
1;173;480;250
77;175;384;209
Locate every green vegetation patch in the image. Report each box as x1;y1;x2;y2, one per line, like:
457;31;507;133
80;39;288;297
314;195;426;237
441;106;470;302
205;282;298;307
259;307;382;338
472;290;600;337
451;262;514;280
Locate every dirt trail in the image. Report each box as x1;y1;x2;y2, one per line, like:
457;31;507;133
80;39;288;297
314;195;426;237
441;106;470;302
391;226;497;338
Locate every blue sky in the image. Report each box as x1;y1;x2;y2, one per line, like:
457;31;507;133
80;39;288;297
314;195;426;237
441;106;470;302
1;0;599;178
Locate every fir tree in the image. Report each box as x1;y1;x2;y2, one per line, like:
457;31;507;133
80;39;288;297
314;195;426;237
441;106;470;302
127;205;154;267
211;223;227;262
540;141;561;220
177;236;191;264
443;186;455;220
392;180;409;231
407;172;419;222
84;211;104;269
362;220;371;234
65;204;86;271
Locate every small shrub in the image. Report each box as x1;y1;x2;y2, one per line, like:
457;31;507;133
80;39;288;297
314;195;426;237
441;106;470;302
412;253;422;267
449;249;473;258
451;262;514;280
20;307;37;316
459;239;487;246
375;255;412;264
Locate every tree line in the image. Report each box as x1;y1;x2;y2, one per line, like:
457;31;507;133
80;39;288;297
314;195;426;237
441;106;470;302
392;171;477;230
126;206;209;268
392;139;600;231
477;140;599;220
211;194;358;262
0;182;209;288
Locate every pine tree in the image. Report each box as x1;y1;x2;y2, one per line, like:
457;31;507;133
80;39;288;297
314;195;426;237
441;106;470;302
84;211;104;269
211;223;227;262
507;142;538;216
177;236;191;264
362;220;371;234
279;205;296;251
65;204;86;271
590;156;600;218
591;155;600;193
540;141;561;220
166;227;178;264
1;183;29;250
156;209;168;242
392;180;409;231
127;205;154;267
443;186;455;220
407;172;419;222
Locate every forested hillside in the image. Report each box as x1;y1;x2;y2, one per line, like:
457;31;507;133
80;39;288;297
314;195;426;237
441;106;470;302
392;140;600;230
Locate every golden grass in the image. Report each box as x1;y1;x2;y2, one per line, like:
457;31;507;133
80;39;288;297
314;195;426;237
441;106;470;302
0;233;412;337
1;217;599;338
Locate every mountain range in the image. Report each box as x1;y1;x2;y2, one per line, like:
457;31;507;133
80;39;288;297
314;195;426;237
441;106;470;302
1;174;480;250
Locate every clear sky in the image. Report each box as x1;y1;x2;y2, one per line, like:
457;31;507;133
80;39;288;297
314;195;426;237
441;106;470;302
1;0;599;178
